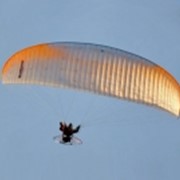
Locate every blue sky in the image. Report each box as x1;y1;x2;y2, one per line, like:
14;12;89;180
0;0;180;180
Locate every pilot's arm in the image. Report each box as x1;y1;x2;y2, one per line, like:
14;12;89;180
59;122;64;131
73;125;81;133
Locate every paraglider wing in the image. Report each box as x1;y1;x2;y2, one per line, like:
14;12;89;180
2;42;180;117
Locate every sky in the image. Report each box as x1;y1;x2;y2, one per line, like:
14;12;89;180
0;0;180;180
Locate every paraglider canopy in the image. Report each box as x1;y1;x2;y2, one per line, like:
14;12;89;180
1;42;180;117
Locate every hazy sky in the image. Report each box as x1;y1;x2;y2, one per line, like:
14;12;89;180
0;1;180;180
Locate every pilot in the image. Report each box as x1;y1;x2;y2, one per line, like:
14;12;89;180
59;122;81;143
